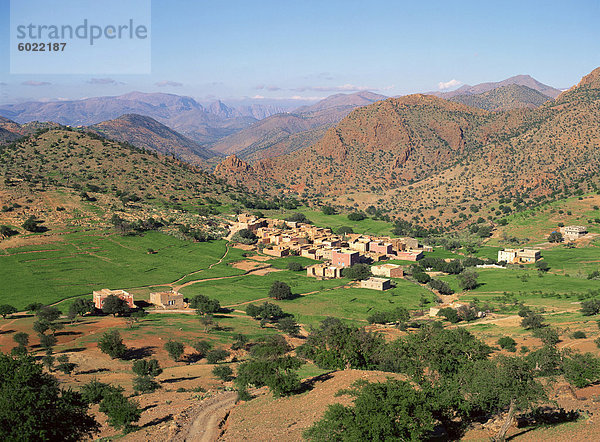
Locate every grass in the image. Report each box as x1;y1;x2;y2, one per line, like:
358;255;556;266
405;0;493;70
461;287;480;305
0;231;230;309
261;206;393;236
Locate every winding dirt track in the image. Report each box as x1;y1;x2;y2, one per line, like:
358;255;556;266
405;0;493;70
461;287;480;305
184;392;237;442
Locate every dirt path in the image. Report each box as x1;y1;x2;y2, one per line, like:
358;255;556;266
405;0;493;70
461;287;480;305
184;391;237;442
173;264;270;292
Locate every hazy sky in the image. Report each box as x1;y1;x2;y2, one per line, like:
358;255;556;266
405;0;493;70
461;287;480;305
1;0;599;104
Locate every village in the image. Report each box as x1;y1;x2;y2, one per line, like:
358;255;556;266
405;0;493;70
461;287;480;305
87;215;595;317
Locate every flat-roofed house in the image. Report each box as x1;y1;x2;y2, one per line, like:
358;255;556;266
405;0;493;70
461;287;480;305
394;251;424;261
560;225;588;241
348;236;371;253
360;277;391;291
263;245;290;257
369;242;393;255
150;291;185;309
517;248;541;263
498;249;518;263
93;289;135;310
306;262;342;279
371;263;404;278
331;249;359;268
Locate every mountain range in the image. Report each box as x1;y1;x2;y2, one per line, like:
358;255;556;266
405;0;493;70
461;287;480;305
215;68;600;225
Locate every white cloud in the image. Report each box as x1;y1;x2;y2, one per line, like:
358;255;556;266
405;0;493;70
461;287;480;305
438;79;462;90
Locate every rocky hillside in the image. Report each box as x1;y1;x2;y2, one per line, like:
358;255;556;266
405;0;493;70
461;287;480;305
210;91;387;161
0;92;258;144
0;128;245;213
244;68;600;226
89;114;217;165
450;84;552;111
430;74;561;99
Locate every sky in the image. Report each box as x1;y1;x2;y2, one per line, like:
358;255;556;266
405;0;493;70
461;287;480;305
0;0;599;105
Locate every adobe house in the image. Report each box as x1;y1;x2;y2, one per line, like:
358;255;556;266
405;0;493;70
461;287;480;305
498;248;541;264
371;263;404;278
306;262;342;279
560;225;588;241
348;237;371;253
331;249;359;268
394;251;424;261
92;289;135;310
369;242;393;255
263;245;290;257
150;291;185;309
360;277;392;291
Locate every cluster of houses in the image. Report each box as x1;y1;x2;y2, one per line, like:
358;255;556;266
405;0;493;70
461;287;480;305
235;213;431;290
92;289;185;310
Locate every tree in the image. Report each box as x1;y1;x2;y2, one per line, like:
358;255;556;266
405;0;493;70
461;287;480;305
0;304;17;319
520;311;545;330
236;355;302;397
80;379;124;405
99;390;141;432
0;225;18;237
133;376;161;394
269;281;293;300
39;333;58;350
286;212;310;223
12;332;29;347
533;327;560;346
581;299;600;316
0;354;99;441
458;270;479;290
206;349;230;364
102;295;130;317
535;261;550;272
342;263;372;281
437;307;460;323
458;357;546;441
69;298;95;320
562;353;600;388
164;340;185;361
98;330;127;359
213;365;234;381
548;231;563;243
287;261;304;271
367;307;410;325
304;379;435;441
193;340;213;357
347;212;367;221
24;302;43;313
232;228;258;245
497;336;517;352
132;359;162;377
190;294;221;315
246;302;288;322
56;355;77;375
429;279;454;295
321;205;336;215
22;215;44;232
276;316;301;336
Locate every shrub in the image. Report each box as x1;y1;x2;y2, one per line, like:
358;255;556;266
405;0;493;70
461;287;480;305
269;281;293;300
99;390;141;432
581;299;600;316
132;359;162;377
342;263;372;281
133;376;161;394
437;307;460;323
497;336;517;352
287;261;304;271
276;316;301;336
193;340;213;357
81;380;123;405
572;331;587;339
231;228;258;245
212;365;234;382
98;330;127;359
347;212;366;221
206;349;230;364
164;341;185;361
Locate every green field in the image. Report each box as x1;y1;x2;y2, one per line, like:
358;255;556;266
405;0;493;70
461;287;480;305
262;206;394;236
0;231;230;309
